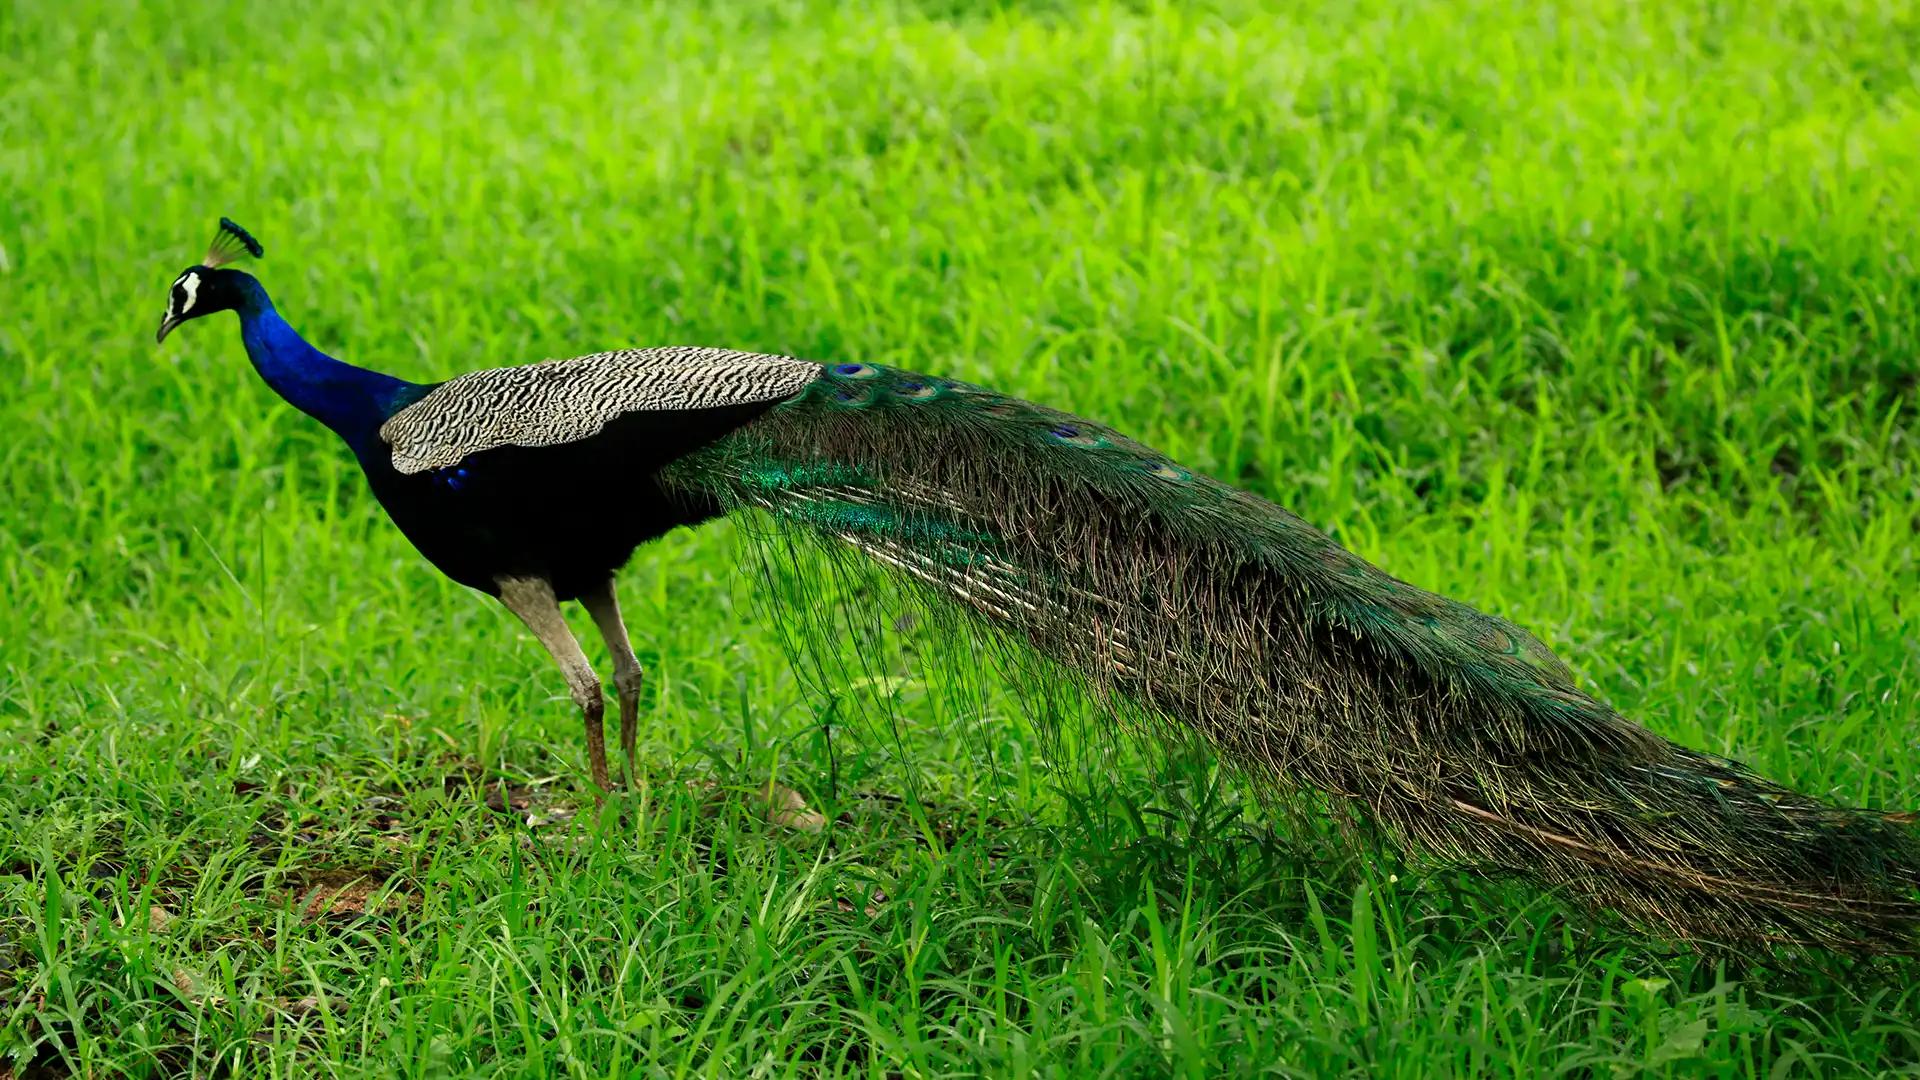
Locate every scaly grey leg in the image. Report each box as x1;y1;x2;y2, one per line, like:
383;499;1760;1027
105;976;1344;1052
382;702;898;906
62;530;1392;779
496;575;609;793
577;579;822;828
580;577;643;789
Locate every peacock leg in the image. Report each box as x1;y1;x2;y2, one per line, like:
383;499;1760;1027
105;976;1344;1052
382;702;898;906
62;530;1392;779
580;578;643;789
496;574;610;793
576;583;823;828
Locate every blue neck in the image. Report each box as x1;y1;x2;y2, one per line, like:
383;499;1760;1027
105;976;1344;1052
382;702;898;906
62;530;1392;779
230;276;418;457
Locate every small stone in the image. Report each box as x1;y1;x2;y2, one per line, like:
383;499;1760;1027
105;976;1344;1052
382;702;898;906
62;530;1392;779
114;904;174;933
763;783;826;833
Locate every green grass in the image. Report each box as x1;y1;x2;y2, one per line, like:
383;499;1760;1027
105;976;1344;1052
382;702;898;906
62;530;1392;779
4;0;1920;1074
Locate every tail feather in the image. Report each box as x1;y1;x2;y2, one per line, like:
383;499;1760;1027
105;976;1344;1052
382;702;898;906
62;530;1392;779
664;364;1920;951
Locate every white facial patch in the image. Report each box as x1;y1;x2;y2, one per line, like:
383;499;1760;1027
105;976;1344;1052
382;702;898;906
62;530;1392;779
173;271;201;316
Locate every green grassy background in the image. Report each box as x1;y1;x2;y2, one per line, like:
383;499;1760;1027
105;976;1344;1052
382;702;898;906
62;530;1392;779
5;0;1920;1074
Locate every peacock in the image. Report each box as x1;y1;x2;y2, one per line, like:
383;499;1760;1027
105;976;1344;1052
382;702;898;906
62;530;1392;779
154;218;1920;952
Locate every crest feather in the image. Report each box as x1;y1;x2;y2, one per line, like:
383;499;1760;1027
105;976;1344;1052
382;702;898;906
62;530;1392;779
204;217;263;268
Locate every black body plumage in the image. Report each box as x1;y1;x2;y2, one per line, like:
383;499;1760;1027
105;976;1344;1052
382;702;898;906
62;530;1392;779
365;347;818;597
366;393;785;600
156;225;1920;953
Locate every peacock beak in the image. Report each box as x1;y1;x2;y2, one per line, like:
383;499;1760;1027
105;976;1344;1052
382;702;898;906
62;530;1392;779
155;313;182;344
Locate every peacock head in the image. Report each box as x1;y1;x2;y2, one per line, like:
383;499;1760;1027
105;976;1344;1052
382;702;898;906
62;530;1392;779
155;217;265;344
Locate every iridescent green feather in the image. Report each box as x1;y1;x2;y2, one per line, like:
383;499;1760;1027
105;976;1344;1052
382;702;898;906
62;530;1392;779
662;363;1920;952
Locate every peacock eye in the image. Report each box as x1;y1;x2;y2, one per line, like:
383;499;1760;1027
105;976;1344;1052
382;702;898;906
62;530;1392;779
1048;424;1108;448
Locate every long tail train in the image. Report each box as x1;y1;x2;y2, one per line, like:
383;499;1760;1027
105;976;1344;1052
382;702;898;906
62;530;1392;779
664;362;1920;952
